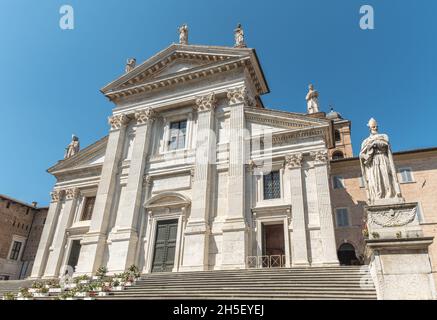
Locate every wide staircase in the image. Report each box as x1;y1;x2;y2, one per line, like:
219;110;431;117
101;266;377;300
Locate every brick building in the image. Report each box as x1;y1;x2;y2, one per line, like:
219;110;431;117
0;195;48;280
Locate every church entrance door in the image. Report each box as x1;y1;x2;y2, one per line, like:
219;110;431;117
151;219;178;273
262;223;285;267
67;240;81;273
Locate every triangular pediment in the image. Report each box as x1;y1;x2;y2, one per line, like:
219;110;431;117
101;44;269;100
48;136;108;174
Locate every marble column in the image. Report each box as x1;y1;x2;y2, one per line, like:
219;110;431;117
43;188;80;278
285;153;310;266
221;86;250;269
106;108;157;273
312;150;339;265
181;93;217;271
74;114;130;276
30;190;65;279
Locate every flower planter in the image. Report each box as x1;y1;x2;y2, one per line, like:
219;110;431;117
93;287;102;292
17;297;33;300
65;297;78;300
113;278;123;283
49;288;63;294
74;292;89;297
83;297;96;300
33;292;49;298
2;297;15;301
92;276;100;280
79;280;90;285
112;286;125;291
98;292;109;296
124;281;134;287
64;283;77;289
103;282;111;287
28;288;38;293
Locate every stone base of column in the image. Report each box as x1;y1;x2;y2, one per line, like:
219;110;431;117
179;220;209;272
73;232;107;277
220;218;248;270
366;237;436;300
105;228;139;274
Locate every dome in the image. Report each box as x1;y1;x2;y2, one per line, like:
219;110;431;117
326;107;343;120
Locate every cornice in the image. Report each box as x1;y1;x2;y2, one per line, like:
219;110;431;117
48;136;108;174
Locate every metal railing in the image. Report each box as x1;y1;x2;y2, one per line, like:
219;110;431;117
246;255;286;268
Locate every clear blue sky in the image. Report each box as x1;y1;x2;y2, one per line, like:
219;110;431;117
1;0;436;206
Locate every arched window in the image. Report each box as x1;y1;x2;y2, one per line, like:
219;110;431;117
334;130;341;143
337;243;360;266
332;150;344;160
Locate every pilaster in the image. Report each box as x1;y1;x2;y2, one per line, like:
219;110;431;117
311;150;339;265
43;188;80;278
106;108;157;273
221;86;250;269
181;93;217;271
75;114;130;276
29;190;65;279
285;153;310;266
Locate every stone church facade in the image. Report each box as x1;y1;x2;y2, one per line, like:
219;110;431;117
29;35;437;293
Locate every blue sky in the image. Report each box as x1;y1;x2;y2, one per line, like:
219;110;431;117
0;0;436;206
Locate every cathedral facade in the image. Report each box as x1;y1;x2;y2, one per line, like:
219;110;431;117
29;31;437;293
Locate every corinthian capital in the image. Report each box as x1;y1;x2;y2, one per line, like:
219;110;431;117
135;108;157;125
226;86;254;106
50;189;65;202
194;92;217;112
311;150;328;164
108;114;129;130
285;153;303;169
65;187;80;200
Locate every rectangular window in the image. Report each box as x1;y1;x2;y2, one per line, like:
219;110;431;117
9;241;22;260
168;120;187;151
333;176;345;189
263;171;281;200
336;208;349;227
399;168;414;183
80;196;96;221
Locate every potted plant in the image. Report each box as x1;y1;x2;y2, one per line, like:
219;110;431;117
75;274;90;285
94;266;107;280
98;285;111;296
2;292;16;300
48;281;63;294
111;279;124;291
17;288;33;300
128;265;140;280
84;291;97;300
59;291;77;300
33;286;49;298
74;284;89;297
29;281;44;293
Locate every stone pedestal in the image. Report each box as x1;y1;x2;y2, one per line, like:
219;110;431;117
366;238;436;300
365;201;436;299
366;202;422;240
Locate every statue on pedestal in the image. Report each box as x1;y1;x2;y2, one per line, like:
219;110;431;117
64;135;80;159
125;58;136;73
178;24;188;45
305;84;320;114
234;24;246;48
359;118;402;204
